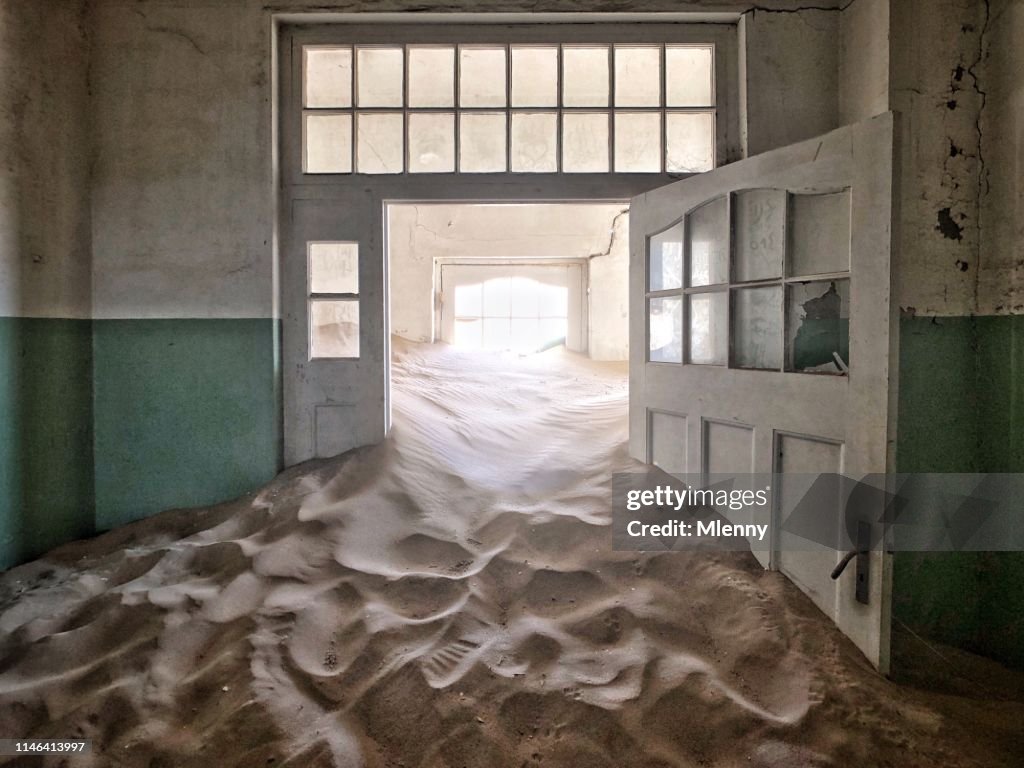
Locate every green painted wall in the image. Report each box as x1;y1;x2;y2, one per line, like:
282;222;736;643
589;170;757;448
92;319;280;531
895;314;1024;669
0;318;95;570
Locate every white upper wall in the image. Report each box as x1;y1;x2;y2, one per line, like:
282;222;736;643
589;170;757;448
0;0;91;319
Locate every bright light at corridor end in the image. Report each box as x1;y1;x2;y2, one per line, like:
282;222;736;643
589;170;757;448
452;277;569;353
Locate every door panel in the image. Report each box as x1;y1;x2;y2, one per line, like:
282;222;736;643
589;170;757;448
628;114;899;672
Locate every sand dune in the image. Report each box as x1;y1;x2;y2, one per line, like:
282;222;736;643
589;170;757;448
0;340;1021;767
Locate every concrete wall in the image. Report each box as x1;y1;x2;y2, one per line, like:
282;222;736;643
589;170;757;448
839;0;889;125
0;0;94;569
387;203;628;360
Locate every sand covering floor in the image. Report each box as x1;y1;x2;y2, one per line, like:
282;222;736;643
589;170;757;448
1;341;1022;767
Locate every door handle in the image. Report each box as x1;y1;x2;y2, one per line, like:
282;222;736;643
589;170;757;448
830;549;862;580
830;521;871;605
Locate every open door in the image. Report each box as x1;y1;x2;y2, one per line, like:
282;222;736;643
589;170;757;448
628;114;899;672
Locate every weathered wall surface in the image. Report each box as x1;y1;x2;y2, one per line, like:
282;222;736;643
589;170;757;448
839;0;889;125
387;203;628;360
0;0;94;569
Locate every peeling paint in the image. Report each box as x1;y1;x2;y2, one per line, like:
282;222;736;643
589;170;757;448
936;207;964;241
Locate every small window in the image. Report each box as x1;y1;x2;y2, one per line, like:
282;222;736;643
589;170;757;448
309;242;360;359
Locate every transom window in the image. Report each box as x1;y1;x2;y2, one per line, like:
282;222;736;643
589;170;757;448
646;189;852;375
302;42;715;175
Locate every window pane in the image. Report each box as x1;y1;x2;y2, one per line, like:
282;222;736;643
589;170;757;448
510;318;540;350
648;221;683;292
511;46;558;107
309;242;358;294
408;46;455;107
304;47;352;108
733;286;783;370
787;280;850;374
408;112;455;173
649;296;682;363
304;113;352;174
614;45;661;107
357;113;404;174
562;112;609;173
356;47;404;107
454;283;483;316
459;113;506;172
563;46;609;107
666;45;713;107
614;112;661;172
788;192;852;277
539;317;568;345
310;300;359;358
511;112;558;173
460;46;507;107
688;196;729;287
667;111;715;173
688;291;727;365
734;189;786;282
453;318;483;348
482;276;511;315
539;280;568;316
483;317;511;350
510;276;543;316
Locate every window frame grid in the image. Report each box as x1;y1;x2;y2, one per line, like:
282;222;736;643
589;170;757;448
644;189;853;374
307;241;361;360
299;40;718;177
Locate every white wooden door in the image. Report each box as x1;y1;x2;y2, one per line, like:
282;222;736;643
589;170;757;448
438;263;586;353
628;114;899;672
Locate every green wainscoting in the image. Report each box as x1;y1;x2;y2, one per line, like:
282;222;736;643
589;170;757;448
0;317;94;570
92;319;280;531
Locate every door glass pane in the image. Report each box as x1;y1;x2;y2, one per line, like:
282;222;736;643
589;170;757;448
459;112;507;173
614;112;661;172
511;46;558;107
356;113;404;174
733;286;783;370
667;111;715;173
788;191;852;277
787;280;850;374
563;46;609;107
511;112;558;172
310;300;359;358
562;113;609;173
408;112;455;173
666;45;713;107
304;114;352;174
614;45;661;107
733;189;785;282
687;291;727;365
688;196;729;287
309;242;358;294
649;296;682;363
648;221;683;291
356;47;403;107
460;46;507;107
408;46;455;107
304;47;352;108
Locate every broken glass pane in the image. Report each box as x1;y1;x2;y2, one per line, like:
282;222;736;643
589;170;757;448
460;46;507;108
304;113;352;174
408;112;455;173
614;45;661;107
666;111;715;173
687;196;729;287
649;296;682;363
733;189;786;282
356;47;404;107
614;112;661;172
310;300;360;358
688;291;728;365
648;221;683;292
788;191;852;277
309;242;358;294
666;45;713;107
787;279;850;374
356;113;404;174
304;47;352;108
511;46;558;107
733;286;783;370
459;112;506;173
562;112;609;173
511;112;558;172
563;46;610;107
408;46;455;107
